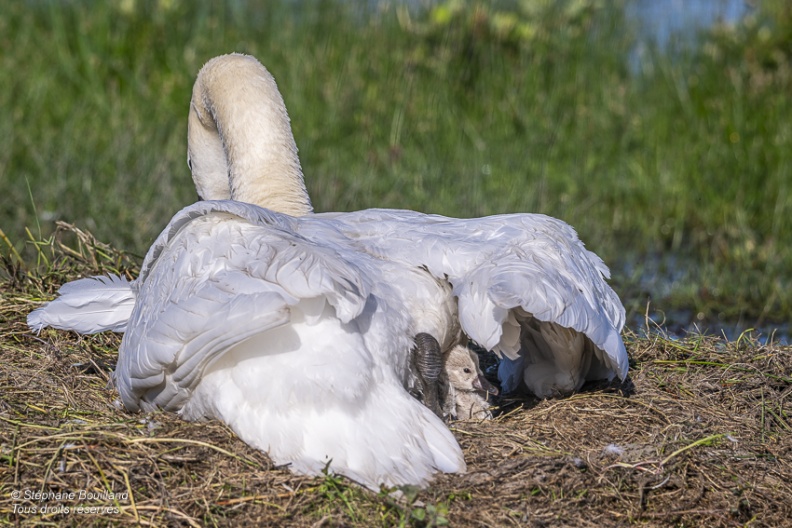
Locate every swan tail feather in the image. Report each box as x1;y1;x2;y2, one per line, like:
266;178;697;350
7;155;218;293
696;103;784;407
27;274;135;334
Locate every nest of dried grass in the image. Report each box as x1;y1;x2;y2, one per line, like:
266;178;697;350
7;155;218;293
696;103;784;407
1;226;790;527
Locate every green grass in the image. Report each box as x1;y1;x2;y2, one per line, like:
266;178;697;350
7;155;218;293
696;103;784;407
1;0;791;328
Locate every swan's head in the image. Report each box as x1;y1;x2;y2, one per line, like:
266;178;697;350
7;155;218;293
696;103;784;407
445;345;498;395
187;53;313;215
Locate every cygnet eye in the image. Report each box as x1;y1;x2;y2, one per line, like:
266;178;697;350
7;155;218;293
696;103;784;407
463;368;472;374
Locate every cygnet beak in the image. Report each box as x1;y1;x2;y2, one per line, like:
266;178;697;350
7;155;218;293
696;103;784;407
473;375;499;396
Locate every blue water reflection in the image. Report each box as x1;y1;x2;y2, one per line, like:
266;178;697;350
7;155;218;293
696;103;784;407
627;0;751;70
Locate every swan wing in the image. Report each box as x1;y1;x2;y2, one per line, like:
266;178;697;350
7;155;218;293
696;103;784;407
117;201;371;411
314;209;628;393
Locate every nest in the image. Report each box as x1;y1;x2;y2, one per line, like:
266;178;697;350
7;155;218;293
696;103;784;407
1;226;790;527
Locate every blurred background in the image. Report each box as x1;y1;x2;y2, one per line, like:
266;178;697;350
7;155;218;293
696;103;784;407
1;0;789;340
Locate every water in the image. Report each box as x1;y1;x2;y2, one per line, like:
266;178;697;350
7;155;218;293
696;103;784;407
623;255;790;345
630;311;790;346
627;0;749;46
626;0;751;70
621;1;785;343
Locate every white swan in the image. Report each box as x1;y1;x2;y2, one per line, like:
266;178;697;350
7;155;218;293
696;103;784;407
29;54;466;489
28;53;629;487
116;200;464;489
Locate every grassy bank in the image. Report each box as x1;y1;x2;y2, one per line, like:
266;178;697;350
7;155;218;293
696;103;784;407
1;0;791;327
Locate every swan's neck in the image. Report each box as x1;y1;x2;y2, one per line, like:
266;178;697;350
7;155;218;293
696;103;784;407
188;54;313;216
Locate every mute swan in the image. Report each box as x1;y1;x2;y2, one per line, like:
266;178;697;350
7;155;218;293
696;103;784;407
28;52;629;487
440;345;498;421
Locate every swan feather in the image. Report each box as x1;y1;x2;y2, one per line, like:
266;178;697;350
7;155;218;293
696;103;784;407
27;274;135;334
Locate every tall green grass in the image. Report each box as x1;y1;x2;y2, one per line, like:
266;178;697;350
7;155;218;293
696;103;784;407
1;0;790;327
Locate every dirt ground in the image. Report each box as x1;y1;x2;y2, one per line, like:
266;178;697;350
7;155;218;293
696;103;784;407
1;227;790;527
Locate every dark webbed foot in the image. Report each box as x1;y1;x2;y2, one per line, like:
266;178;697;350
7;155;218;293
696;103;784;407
412;332;443;418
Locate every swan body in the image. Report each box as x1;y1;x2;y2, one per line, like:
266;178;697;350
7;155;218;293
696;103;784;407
116;199;464;488
187;53;627;395
28;52;629;488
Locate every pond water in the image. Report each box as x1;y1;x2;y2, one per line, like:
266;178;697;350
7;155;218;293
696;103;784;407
627;0;749;45
623;255;789;345
622;2;786;343
626;0;751;70
630;311;790;346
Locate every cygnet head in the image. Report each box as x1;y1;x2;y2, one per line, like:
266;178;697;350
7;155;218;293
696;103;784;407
187;53;313;216
445;345;499;396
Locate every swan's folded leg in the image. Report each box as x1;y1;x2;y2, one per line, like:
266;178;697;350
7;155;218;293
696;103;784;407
411;332;443;418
